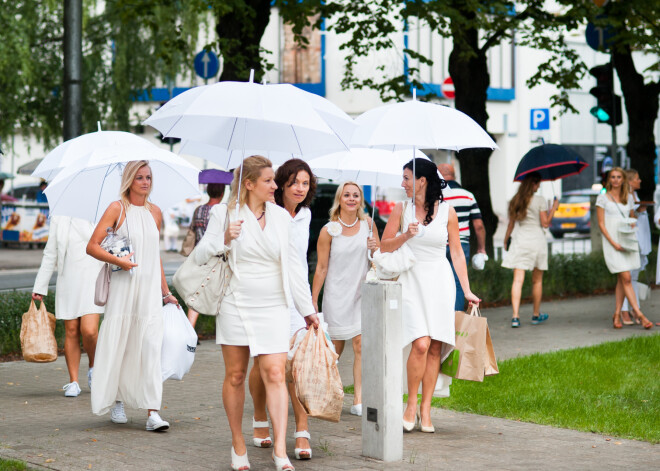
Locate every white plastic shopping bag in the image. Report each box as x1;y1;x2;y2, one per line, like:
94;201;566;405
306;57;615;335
161;304;198;381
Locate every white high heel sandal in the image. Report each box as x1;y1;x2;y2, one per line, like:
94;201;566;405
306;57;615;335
272;451;295;471
252;417;272;448
293;430;312;460
231;447;250;471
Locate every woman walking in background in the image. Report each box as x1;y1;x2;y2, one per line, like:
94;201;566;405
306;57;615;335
194;156;318;471
502;172;559;328
187;175;226;328
311;181;380;418
595;167;652;329
248;158;317;460
32;216;104;397
381;158;479;433
87;160;177;432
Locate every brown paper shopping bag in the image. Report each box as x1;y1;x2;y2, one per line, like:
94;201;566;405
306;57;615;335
20;300;58;363
451;304;498;382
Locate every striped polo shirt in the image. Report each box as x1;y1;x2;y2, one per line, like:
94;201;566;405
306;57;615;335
443;180;482;243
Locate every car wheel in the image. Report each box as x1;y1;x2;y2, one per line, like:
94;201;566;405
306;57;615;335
551;232;563;239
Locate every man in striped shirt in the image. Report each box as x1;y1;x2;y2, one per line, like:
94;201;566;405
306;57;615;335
438;163;487;311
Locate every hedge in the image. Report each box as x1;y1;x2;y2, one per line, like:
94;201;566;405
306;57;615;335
1;250;656;356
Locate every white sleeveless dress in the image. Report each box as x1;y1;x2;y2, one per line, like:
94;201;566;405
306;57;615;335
398;202;455;353
322;219;370;341
91;205;163;415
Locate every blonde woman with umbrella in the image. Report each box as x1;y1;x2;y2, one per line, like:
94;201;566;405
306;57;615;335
87;160;177;432
194;155;319;471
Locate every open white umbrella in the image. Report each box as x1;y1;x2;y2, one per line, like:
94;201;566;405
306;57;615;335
309;148;432;235
351;90;497;227
44;135;200;223
144;72;356;216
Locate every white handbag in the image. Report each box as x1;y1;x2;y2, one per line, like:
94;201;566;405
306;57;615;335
370;202;416;280
161;304;198;381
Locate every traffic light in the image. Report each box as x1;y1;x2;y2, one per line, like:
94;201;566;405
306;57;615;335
589;63;623;126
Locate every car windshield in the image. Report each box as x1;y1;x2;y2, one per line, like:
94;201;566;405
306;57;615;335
560;195;590;204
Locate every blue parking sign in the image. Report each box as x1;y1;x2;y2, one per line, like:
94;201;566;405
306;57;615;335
530;108;550;130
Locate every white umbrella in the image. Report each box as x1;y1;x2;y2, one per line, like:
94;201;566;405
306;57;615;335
178;140;300;170
351;90;497;226
309;148;433;236
32;125;142;180
44;137;201;223
144;73;356;216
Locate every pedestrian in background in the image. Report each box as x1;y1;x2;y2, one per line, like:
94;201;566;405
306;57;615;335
248;158;316;460
163;207;180;252
595;167;652;329
438;163;488;310
187;176;226;329
194;156;318;471
502;172;559;328
32;216;104;397
381;158;480;433
620;169;652;325
87;160;176;432
311;181;380;418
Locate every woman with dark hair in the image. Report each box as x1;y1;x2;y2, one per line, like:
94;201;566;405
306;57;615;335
187;182;226;328
248;158;317;460
194;155;318;471
381;158;479;433
502;172;559;328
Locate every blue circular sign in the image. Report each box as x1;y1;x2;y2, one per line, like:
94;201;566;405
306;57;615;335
585;21;614;52
194;50;220;79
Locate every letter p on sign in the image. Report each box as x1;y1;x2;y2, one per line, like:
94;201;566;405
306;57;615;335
530;108;550;130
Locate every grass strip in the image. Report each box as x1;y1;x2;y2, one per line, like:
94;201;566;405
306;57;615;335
433;335;659;443
0;458;28;471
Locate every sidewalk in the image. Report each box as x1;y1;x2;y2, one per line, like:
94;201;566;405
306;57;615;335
1;293;658;470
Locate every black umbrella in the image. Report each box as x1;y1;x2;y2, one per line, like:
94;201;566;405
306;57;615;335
514;144;589;182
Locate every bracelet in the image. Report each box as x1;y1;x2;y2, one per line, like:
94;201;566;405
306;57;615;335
162;292;172;299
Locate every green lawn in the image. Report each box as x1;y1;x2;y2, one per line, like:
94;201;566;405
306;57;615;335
346;335;659;443
434;335;659;443
0;458;28;471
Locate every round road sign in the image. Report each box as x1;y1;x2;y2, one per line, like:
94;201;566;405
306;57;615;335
441;77;455;99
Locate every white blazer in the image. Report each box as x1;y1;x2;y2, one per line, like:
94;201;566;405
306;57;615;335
33;216;104;319
194;202;315;318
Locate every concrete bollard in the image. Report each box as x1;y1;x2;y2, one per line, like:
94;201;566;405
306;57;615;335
360;280;403;462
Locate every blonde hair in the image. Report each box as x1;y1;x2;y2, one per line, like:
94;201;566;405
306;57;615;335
606;167;630;202
120;160;153;210
228;155;273;208
508;172;541;222
329;181;366;222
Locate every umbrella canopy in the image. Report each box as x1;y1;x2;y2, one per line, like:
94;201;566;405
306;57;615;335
0;171;15;180
44;137;200;223
178;140;300;170
144;80;355;156
351;99;497;151
308;148;430;188
514;144;589;182
199;168;233;185
17;159;43;176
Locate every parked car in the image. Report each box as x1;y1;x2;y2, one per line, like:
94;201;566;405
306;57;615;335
307;183;388;266
550;190;597;238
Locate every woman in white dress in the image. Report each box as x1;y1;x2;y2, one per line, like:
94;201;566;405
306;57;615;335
195;156;319;471
311;182;380;418
87;160;177;432
248;159;317;460
620;169;653;325
502;172;559;328
596;167;652;329
381;158;480;433
32;215;104;397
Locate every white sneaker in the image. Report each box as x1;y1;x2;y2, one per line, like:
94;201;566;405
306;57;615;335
350;404;362;416
146;411;169;432
63;381;81;397
87;368;93;389
110;401;128;424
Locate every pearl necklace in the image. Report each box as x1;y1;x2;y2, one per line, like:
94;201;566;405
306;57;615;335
338;215;359;228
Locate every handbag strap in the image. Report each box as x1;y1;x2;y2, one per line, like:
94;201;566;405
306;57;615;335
606;193;629;219
468;303;482;317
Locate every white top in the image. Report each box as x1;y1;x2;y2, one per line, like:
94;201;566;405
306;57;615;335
501;195;549;271
288;207;312;336
632;191;652;256
595;193;640;274
32;216;104;320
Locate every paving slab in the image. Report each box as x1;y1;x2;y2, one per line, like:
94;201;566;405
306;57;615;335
2;290;658;470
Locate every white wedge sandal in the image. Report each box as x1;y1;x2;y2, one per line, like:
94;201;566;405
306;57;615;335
272;451;294;471
293;430;312;460
231;447;250;471
252;417;272;448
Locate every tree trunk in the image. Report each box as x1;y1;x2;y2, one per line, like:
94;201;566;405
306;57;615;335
449;24;498;256
215;0;272;82
613;46;660;207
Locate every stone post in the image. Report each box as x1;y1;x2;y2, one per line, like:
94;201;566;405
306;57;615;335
590;194;603;253
360;281;403;462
